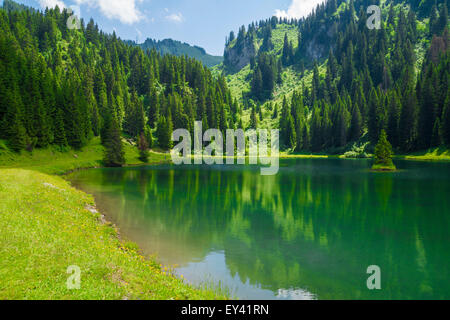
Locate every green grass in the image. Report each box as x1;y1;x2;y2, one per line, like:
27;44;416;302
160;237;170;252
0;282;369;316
269;24;299;55
0;138;227;300
0;169;227;300
371;161;397;172
395;147;450;162
0;137;170;175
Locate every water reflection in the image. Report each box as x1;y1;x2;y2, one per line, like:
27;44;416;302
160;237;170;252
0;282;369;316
68;159;450;300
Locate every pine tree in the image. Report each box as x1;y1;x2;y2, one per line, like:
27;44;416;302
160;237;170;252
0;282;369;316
2;86;27;152
350;104;363;142
430;5;439;36
399;88;418;152
156;115;173;150
386;91;401;148
441;94;450;145
147;88;159;129
373;130;395;170
249;107;258;129
281;33;292;66
53;108;68;147
431;118;442;146
302;124;310;151
280;96;290;146
272;104;278;119
137;132;150;162
103;115;125;167
336;101;350;147
436;4;449;36
286;114;296;150
368;88;385;144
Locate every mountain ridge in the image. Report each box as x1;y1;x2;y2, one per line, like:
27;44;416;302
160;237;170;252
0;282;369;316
129;38;223;68
214;0;449;155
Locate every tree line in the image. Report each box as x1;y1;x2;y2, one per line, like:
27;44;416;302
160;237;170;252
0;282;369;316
227;0;449;153
0;1;241;165
278;1;449;152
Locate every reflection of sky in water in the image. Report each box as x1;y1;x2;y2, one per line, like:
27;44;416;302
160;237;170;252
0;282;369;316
174;251;316;300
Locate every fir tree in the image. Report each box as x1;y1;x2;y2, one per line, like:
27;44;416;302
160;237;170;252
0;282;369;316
156;115;173;150
373;130;395;170
103;115;125;167
249;107;258;129
137;132;150;162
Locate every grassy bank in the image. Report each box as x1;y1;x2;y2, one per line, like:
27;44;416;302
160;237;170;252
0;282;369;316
0;169;226;300
279;147;450;162
0;137;448;300
0;137;171;175
395;147;450;162
0;138;225;300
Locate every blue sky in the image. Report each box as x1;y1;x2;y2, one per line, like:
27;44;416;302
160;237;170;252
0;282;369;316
7;0;323;56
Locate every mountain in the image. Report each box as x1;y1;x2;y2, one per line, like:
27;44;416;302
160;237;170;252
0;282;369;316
214;0;449;154
133;38;223;68
2;0;222;68
0;0;449;159
2;0;35;12
0;0;238;164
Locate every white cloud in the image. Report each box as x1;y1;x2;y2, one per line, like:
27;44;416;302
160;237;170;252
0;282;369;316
165;12;184;23
75;0;143;25
38;0;66;9
275;0;325;19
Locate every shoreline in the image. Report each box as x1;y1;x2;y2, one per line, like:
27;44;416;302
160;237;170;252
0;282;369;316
0;161;226;300
1;143;449;299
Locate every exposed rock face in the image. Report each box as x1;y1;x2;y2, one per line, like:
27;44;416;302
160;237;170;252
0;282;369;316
301;24;336;63
223;37;257;73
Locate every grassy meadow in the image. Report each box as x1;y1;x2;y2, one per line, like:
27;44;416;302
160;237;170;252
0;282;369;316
0;138;228;300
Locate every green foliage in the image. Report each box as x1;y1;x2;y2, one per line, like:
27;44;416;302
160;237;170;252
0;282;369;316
137;38;223;68
0;169;227;299
373;130;396;169
103;116;125;167
220;0;449;155
0;1;239;157
137;132;150;163
156;115;173;150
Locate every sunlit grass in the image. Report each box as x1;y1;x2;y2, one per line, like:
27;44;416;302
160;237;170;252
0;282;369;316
0;137;170;175
395;147;450;162
0;169;228;300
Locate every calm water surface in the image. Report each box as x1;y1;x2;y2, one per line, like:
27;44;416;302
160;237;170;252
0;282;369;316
68;159;450;300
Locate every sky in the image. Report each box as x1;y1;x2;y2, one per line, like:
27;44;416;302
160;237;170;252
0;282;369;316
7;0;324;56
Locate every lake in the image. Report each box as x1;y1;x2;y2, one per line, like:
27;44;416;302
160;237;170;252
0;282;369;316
67;159;450;300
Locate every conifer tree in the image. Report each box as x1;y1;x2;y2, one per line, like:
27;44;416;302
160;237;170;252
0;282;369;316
53;108;67;147
441;95;450;145
137;132;150;162
350;104;363;142
249;107;258;129
399;88;419;152
103;114;125;167
147;88;159;129
286;114;296;150
156;115;173;150
373;130;395;169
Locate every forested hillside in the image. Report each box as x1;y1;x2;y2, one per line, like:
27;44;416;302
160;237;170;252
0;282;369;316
0;0;449;160
0;0;240;166
218;0;449;154
132;38;223;68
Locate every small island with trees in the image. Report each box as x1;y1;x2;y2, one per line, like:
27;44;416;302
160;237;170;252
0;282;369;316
372;130;397;171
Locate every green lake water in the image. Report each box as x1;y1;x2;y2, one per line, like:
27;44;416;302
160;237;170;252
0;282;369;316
67;159;450;300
